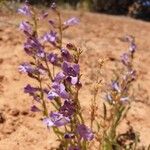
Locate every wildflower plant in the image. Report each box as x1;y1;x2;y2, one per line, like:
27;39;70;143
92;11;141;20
99;36;138;150
18;1;140;150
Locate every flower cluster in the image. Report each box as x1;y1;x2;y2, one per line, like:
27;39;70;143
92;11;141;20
106;35;137;105
18;2;93;149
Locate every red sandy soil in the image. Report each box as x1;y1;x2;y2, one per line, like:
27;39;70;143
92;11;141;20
0;9;150;149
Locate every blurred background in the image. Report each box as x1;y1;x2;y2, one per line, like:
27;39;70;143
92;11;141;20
0;0;150;21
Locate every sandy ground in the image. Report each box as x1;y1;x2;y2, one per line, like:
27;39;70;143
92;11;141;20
0;9;150;149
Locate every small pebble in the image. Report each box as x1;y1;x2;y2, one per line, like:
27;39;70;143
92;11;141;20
21;110;29;116
0;58;4;64
0;75;4;82
5;128;15;134
10;108;20;117
0;113;6;123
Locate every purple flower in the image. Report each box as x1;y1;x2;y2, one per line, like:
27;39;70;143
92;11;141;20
24;38;45;58
63;61;79;81
60;100;75;117
43;117;54;127
24;84;41;102
64;17;79;26
124;35;137;55
37;49;45;58
47;90;59;100
47;53;58;65
37;65;46;75
129;43;137;54
121;53;130;66
43;31;57;43
64;133;75;139
19;63;33;73
24;84;39;95
124;70;136;81
24;38;35;55
105;93;113;103
19;21;32;34
77;124;94;141
50;112;70;126
52;82;69;99
66;76;78;85
61;48;72;62
18;4;31;16
111;81;121;93
54;72;65;83
47;82;69;100
43;112;70;127
62;61;79;85
31;105;41;112
19;63;45;75
129;70;136;80
62;62;79;77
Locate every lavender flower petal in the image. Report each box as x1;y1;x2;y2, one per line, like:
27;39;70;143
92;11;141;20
18;63;33;73
129;43;137;54
111;81;121;93
64;133;75;139
43;31;57;43
31;105;41;112
19;21;32;34
50;112;70;127
77;124;94;141
43;118;54;127
105;93;113;103
62;61;79;77
47;90;59;100
54;72;65;83
18;4;31;16
47;53;58;65
36;49;45;58
24;84;38;94
52;82;69;99
64;17;79;26
121;53;130;66
70;76;78;85
60;100;75;117
43;112;70;127
61;48;72;62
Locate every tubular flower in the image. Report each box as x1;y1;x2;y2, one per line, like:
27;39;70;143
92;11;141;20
43;112;70;127
77;124;94;141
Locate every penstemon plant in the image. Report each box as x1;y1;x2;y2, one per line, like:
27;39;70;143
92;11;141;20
99;36;138;150
18;1;140;150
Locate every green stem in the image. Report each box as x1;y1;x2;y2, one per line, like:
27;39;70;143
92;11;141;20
58;12;63;48
45;55;53;81
53;64;55;78
75;89;84;124
39;76;48;117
